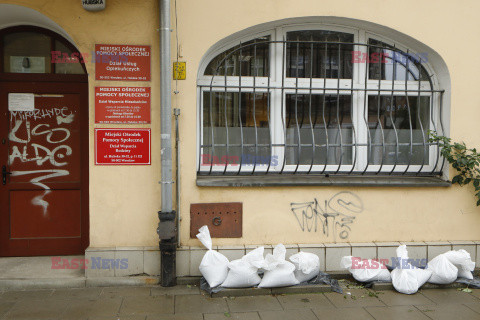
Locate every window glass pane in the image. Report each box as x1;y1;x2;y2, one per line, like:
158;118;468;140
53;40;86;74
202;92;271;167
286;30;354;79
3;32;52;73
368;95;430;166
368;39;429;81
285;94;353;166
205;36;270;76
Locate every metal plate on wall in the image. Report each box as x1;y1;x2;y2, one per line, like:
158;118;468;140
190;202;242;238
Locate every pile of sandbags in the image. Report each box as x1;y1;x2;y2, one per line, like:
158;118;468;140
196;226;477;293
195;226;320;288
341;244;476;295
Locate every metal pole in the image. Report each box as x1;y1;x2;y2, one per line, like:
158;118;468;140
157;0;177;287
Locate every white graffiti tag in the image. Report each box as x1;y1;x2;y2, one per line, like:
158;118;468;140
9;121;71;144
9;144;72;166
8;109;74;216
10;170;70;216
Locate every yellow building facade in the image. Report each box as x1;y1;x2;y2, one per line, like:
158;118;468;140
0;0;478;279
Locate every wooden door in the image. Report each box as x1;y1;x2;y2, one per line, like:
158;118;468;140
0;81;89;256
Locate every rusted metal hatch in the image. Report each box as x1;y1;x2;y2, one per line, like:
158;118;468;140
190;202;242;238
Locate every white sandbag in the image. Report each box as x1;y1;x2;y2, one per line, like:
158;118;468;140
252;243;284;270
257;244;299;288
427;254;458;284
391;269;419;295
221;247;264;288
290;252;320;283
221;259;262;288
196;226;229;287
259;261;299;288
340;256;391;282
443;250;475;280
242;247;265;266
391;245;432;294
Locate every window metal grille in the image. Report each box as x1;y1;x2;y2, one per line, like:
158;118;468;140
198;35;446;177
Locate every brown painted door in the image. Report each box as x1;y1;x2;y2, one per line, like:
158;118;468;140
0;81;89;256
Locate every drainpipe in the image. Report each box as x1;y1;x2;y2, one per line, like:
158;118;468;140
174;108;181;247
157;0;176;287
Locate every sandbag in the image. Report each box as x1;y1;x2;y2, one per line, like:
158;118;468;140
242;246;265;266
221;247;264;288
427;254;458;284
257;244;299;288
221;259;262;288
290;252;320;283
252;244;284;270
196;226;229;287
340;256;391;282
259;261;299;288
391;245;432;294
444;250;475;280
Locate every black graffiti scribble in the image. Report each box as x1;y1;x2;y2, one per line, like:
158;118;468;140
290;191;364;241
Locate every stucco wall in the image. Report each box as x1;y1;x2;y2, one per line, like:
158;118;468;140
175;0;480;246
2;0;479;249
1;0;162;247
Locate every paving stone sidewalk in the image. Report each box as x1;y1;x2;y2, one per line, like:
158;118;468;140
0;285;479;320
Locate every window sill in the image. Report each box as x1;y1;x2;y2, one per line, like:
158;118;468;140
196;175;451;187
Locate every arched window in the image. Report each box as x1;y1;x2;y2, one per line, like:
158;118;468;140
1;26;86;75
197;22;446;179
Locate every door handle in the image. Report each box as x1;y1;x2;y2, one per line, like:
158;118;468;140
2;165;12;185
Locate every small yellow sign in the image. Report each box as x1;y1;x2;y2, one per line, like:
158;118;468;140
173;62;186;80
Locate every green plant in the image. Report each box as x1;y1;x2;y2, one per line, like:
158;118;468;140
429;131;480;206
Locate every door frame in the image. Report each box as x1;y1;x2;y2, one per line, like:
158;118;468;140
0;25;89;256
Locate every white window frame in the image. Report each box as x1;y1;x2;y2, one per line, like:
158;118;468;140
197;23;443;176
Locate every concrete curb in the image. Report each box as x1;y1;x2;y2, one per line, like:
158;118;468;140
210;285;334;298
207;281;472;298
